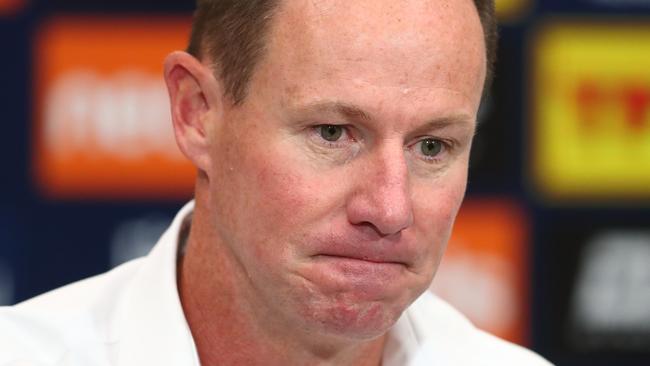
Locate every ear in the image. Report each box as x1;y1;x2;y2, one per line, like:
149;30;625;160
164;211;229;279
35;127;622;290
164;51;223;173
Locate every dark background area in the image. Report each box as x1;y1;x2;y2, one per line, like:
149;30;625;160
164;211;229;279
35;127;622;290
1;1;650;365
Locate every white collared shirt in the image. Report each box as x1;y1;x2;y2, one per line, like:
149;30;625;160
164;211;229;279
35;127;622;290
0;202;552;365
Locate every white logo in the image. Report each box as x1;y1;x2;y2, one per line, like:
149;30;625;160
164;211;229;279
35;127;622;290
43;70;181;159
109;215;171;268
431;246;519;332
571;231;650;338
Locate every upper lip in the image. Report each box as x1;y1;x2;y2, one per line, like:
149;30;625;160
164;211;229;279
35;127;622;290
308;233;415;266
314;254;406;266
314;253;406;264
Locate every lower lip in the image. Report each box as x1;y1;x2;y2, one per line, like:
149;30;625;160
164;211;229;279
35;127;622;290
305;255;407;298
300;256;408;323
311;255;405;277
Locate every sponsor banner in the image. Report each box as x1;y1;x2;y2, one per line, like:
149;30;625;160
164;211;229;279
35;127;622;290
33;16;195;200
431;199;529;345
532;22;650;199
570;231;650;350
541;217;650;356
0;0;25;16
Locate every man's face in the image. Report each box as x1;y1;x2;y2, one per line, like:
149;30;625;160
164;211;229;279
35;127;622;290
204;0;486;340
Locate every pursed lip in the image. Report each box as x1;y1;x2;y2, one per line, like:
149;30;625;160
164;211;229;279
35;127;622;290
311;253;406;266
305;233;417;269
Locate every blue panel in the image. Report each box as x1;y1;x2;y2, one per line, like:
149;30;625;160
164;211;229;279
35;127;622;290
538;0;650;13
0;209;22;305
15;202;183;302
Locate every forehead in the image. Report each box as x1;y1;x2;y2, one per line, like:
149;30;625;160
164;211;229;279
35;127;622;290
252;0;486;112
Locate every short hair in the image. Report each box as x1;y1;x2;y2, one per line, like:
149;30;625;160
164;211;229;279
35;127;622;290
187;0;497;105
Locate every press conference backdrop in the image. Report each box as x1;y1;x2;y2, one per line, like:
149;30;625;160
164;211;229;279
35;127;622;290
1;0;649;365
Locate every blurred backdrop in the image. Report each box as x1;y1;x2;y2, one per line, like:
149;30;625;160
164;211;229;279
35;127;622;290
1;0;649;365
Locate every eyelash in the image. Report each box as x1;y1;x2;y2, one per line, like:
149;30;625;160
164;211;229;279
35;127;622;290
310;124;453;163
409;137;452;163
311;124;354;148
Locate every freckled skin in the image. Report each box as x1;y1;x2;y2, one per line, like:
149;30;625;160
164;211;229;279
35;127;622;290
173;0;486;365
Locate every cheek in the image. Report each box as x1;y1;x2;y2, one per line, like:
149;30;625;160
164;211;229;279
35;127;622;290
219;139;342;258
412;166;468;263
247;153;316;231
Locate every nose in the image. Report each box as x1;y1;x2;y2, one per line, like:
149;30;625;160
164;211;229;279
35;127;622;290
346;144;414;236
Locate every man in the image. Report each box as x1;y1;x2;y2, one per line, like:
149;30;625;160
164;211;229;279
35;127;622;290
1;0;552;365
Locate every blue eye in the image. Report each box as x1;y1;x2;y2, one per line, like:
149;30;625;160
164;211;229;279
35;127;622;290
419;138;443;157
319;125;344;142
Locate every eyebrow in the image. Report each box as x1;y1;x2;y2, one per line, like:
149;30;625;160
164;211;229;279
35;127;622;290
410;115;476;135
292;101;373;122
292;100;475;131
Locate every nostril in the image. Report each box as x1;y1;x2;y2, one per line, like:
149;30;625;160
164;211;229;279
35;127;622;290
350;200;413;237
353;220;404;240
356;221;387;238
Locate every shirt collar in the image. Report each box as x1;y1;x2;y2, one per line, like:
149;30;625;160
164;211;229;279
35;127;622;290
113;200;200;366
382;304;421;366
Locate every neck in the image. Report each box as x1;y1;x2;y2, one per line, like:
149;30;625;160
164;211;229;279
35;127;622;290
177;187;386;366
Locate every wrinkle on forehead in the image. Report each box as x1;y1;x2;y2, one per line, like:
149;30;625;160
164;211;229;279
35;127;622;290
267;0;486;105
282;76;479;117
345;78;478;105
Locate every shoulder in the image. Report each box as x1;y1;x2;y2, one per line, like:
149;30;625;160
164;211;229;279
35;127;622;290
405;291;553;366
0;259;144;365
469;329;553;365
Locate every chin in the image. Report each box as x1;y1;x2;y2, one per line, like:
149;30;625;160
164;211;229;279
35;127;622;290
298;294;408;341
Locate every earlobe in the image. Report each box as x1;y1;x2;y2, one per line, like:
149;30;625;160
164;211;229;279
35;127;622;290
164;51;222;173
